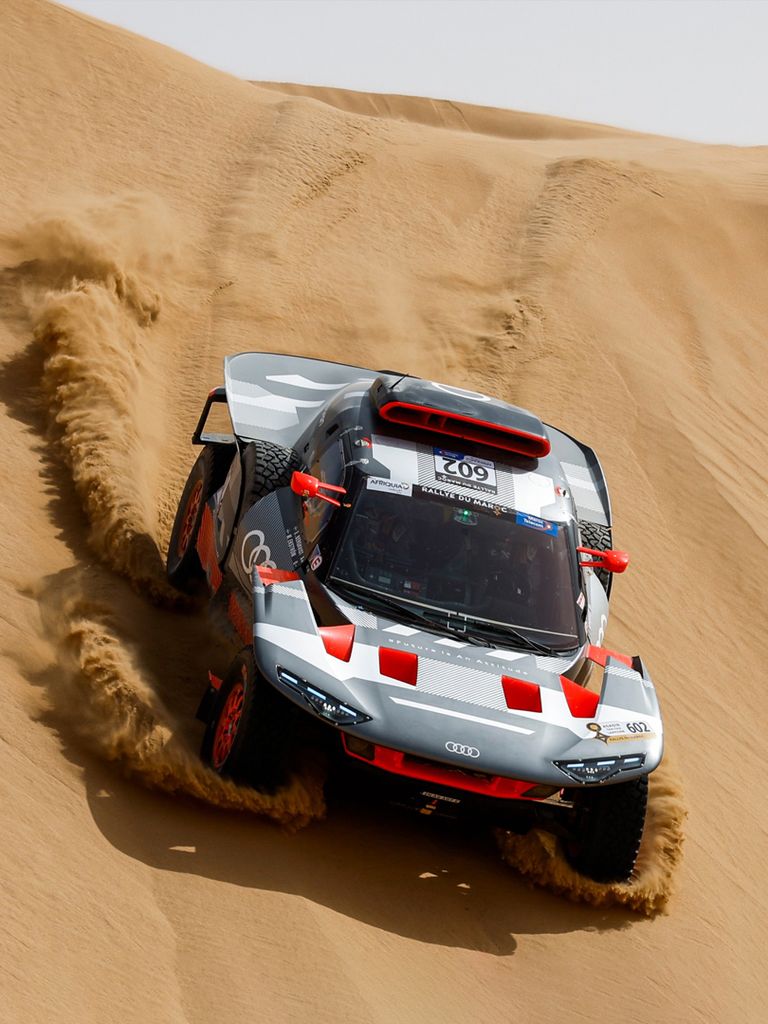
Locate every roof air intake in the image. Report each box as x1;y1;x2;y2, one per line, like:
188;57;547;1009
371;375;550;458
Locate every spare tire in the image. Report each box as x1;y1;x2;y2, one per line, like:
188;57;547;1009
239;439;301;512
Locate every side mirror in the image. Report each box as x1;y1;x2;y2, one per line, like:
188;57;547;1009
290;471;347;508
577;546;630;574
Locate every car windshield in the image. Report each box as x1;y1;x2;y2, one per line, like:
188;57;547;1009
328;482;582;651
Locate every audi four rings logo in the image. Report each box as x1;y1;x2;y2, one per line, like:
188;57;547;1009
445;741;480;758
241;529;276;574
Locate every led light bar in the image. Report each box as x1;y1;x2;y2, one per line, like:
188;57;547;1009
553;752;646;784
276;666;371;726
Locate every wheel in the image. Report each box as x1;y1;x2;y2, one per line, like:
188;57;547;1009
166;445;234;592
565;775;648;882
579;520;612;592
200;648;294;792
240;438;301;511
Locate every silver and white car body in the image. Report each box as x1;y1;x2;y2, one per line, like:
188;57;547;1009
195;353;663;801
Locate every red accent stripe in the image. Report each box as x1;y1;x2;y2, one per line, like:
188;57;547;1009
256;566;301;586
586;644;633;669
208;670;223;692
379;647;418;685
560;675;599;718
227;593;252;647
342;737;543;800
319;623;355;662
378;401;550;457
501;676;542;712
195;504;222;592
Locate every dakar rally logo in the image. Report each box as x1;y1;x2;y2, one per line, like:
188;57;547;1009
240;530;276;574
587;721;654;744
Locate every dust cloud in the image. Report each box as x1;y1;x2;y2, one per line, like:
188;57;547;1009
15;195;177;599
38;566;325;828
498;760;686;915
14;197;325;826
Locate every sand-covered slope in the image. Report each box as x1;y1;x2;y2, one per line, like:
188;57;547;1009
1;2;766;1022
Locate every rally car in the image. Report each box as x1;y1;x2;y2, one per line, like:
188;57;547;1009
167;353;663;882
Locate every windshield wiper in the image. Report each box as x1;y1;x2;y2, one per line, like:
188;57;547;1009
329;584;491;647
424;611;564;657
330;582;571;656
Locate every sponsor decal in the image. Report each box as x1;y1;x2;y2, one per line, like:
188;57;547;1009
433;448;498;494
420;484;507;514
241;529;276;574
515;511;559;536
380;636;529;673
445;741;480;758
366;476;413;497
587;721;656;744
309;546;322;572
577;592;586;610
286;525;302;565
597;613;608;647
420;790;461;804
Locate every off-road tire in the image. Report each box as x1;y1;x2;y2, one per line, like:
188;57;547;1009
240;439;301;511
565;775;648;883
200;648;294;792
167;445;234;592
579;520;612;591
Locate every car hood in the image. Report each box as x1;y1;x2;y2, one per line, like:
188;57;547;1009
252;576;663;787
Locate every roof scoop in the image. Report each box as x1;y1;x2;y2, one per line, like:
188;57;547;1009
370;374;550;457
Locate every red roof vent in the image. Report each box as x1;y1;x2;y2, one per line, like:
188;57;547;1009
371;374;550;458
379;403;550;457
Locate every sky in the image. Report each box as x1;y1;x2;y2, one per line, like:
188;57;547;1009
63;0;768;145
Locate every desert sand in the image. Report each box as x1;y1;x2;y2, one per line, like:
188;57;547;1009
1;1;766;1022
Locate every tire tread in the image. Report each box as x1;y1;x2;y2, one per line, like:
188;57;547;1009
241;439;301;510
579;520;613;591
567;774;648;882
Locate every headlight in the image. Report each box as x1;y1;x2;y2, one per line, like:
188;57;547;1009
553;753;646;784
276;666;372;726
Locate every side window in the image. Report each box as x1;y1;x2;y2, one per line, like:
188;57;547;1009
303;438;346;547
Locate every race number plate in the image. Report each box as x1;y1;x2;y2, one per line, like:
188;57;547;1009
433;448;498;494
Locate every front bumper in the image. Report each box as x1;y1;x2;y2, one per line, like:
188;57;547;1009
341;734;557;801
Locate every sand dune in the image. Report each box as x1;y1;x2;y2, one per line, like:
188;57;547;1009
1;1;766;1022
